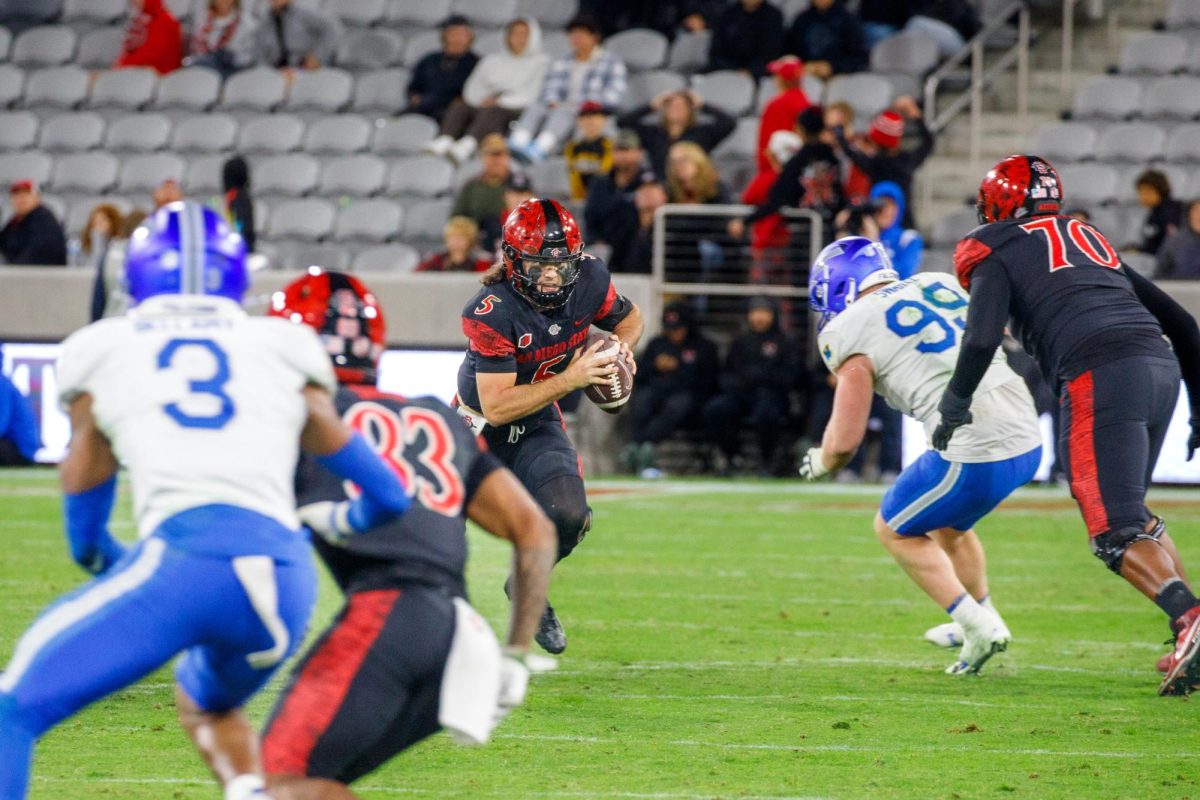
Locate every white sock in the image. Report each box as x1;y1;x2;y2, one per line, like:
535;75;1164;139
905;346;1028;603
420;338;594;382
225;774;268;800
452;135;477;159
534;130;557;154
509;127;531;148
947;593;992;634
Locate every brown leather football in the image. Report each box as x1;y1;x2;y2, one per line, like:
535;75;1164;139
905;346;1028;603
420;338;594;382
582;332;634;413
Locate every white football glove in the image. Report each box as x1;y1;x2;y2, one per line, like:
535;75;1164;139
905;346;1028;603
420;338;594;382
799;447;831;481
297;501;355;546
495;648;557;725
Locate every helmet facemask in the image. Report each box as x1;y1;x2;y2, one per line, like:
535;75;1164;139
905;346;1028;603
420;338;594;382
506;248;583;310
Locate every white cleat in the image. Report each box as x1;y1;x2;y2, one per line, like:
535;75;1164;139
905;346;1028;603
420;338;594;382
945;613;1011;675
924;622;964;648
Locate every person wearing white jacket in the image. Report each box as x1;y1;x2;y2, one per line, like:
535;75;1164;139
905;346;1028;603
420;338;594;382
428;17;548;165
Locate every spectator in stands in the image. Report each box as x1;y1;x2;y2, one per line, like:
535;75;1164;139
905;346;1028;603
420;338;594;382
254;0;338;72
859;0;914;48
96;209;148;319
756;56;812;172
618;89;736;179
82;203;123;322
1156;200;1200;280
704;296;801;476
833;199;881;240
707;0;784;79
784;0;868;80
0;181;66;266
428;18;548;165
833;95;934;227
153;178;184;210
452;134;514;249
742;130;802;285
115;0;183;75
604;178;668;275
823;101;873;204
508;14;627;163
408;15;480;125
1133;169;1183;256
222;155;255;253
0;366;40;466
665;141;730;205
416;216;492;273
585;129;657;253
623;302;719;478
184;0;255;77
907;0;981;57
565;101;613;201
486;171;537;250
870;180;923;278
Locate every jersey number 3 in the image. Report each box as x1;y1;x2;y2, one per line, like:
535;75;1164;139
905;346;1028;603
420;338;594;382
344;402;465;517
156;338;235;429
1019;217;1120;272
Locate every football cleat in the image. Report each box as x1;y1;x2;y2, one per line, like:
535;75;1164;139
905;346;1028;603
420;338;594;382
535;602;567;655
1158;606;1200;696
924;622;964;648
945;613;1010;675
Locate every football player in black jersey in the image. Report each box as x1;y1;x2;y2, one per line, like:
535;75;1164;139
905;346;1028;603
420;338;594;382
259;270;558;797
457;198;645;653
933;155;1200;695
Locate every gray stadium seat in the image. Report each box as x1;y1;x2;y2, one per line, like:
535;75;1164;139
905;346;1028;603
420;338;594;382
542;30;570;57
170;113;238;153
870;32;940;78
163;0;194;23
930;207;979;248
1187;40;1200;75
38;193;66;225
402;29;442;68
1114;163;1189;205
332;0;388;27
77;27;124;70
266;198;336;240
0;27;10;62
1184;170;1200;199
711;116;758;159
518;0;577;27
352;69;410;113
0;65;23;109
1166;0;1200;27
1165;123;1200;162
0;151;51;186
689;70;755;117
237;114;305;154
826;73;893;122
118;153;186;193
1122;250;1157;277
371;114;438;155
918;249;952;276
1070;75;1141;120
352;243;420;272
401;196;453;240
1094;122;1165;162
88;68;158;110
1057;162;1119;206
1028;121;1097;163
284;68;353;113
387;0;452;27
267;241;351;270
667;30;711;74
318;154;387;196
386;155;455;197
620;69;687;113
334;199;403;241
474;29;506;58
304;115;372;154
335;29;404;70
38;111;105;152
527;159;571;199
1141;76;1200;120
23;66;89;109
104;112;172;152
221;67;287;112
782;0;810;23
0;111;37;150
62;0;126;24
606;28;669;72
451;0;518;27
12;26;76;67
50;152;119;193
1118;33;1188;75
154;67;221;111
256;154;321;196
183;154;227;195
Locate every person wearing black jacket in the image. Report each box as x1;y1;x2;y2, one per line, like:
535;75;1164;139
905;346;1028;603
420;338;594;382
407;15;480;122
617;89;736;178
1134;169;1183;257
784;0;868;79
222;155;255;253
704;297;802;475
706;0;784;79
0;181;66;266
585;129;656;246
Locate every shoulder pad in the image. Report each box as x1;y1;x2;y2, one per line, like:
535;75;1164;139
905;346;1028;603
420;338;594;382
953;235;995;291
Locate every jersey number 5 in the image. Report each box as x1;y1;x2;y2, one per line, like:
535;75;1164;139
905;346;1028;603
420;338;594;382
344;402;465;517
1019;217;1120;272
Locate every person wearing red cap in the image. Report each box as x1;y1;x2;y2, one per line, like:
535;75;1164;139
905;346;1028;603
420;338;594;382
616;88;735;178
755;55;813;173
0;181;67;266
564;101;614;201
114;0;183;75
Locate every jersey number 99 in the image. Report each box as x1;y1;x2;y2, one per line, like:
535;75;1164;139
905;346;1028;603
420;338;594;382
885;281;968;354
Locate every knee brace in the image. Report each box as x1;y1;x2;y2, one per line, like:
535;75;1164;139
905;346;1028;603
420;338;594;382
1090;517;1165;573
554;507;591;562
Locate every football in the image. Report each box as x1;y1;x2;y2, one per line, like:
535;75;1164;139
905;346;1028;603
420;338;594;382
582;332;634;413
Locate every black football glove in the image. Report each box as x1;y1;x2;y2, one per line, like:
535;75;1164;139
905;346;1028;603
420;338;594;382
1188;417;1200;462
932;390;973;452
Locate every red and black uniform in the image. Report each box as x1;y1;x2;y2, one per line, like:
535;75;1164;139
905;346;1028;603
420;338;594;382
456;254;633;558
261;387;502;784
948;214;1200;548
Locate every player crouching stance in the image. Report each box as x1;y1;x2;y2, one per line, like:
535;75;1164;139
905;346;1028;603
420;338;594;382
0;204;412;799
802;237;1043;675
260;270;557;799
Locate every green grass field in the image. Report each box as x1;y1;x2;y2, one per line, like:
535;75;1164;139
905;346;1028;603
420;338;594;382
3;468;1200;800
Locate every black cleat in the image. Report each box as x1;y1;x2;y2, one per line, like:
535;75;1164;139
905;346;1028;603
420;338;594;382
535;602;567;654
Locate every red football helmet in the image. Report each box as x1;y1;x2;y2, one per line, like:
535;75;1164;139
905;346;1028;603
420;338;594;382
269;267;386;385
501;198;585;310
976;154;1063;225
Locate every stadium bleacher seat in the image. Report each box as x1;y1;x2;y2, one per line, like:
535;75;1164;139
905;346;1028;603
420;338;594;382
1057;162;1119;206
0;27;11;61
51;152;119;193
118;152;186;194
77;27;124;70
387;0;452;27
518;0;577;28
402;29;443;68
541;29;570;57
284;69;354;114
667;30;711;74
1142;76;1200;120
163;0;193;23
826;73;894;123
0;110;38;150
0;64;21;108
12;26;77;68
221;67;287;112
171;113;238;154
620;69;687;113
1165;123;1200;162
1114;163;1189;204
38;111;105;151
1070;75;1141;120
105;112;172;153
527;157;572;199
237;114;305;154
318;154;388;197
371;114;438;155
386;155;455;197
336;29;404;70
402;197;454;242
1029;121;1097;163
1095;121;1166;162
352;243;421;272
266;198;337;241
1118;32;1188;75
711;117;758;160
451;0;519;28
269;240;352;271
1184;169;1200;198
1166;0;1200;27
88;68;158;111
23;66;90;110
930;207;979;248
184;153;227;195
690;70;756;117
0;151;51;186
334;199;404;242
256;153;321;197
62;0;126;25
351;68;410;114
154;67;222;112
332;0;389;28
607;29;669;72
304;114;373;154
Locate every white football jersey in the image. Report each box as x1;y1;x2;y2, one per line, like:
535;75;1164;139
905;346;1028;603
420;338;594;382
58;295;336;537
819;273;1041;463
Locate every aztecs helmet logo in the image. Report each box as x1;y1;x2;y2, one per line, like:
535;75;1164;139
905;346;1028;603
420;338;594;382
976;154;1062;225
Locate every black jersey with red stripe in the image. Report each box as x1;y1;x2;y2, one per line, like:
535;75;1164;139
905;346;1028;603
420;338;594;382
295;385;501;595
954;215;1170;382
456;253;633;429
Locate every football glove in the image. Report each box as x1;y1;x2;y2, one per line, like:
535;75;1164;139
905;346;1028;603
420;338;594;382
495;648;557;725
297;501;356;546
932;390;973;451
799;447;830;480
1189;417;1200;462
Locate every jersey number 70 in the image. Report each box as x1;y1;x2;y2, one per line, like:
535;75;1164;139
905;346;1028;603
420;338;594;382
1019;217;1120;272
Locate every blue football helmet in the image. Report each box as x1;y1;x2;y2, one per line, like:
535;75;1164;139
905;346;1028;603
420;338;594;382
809;236;899;329
125;201;247;306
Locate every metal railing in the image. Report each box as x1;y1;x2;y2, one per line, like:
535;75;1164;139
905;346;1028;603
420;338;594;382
923;0;1031;175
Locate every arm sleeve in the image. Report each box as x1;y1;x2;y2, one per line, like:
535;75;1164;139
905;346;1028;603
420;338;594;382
744;154;806;225
944;259;1011;401
600;57;627;108
316;433;411;531
834;127;875;175
906;117;936;171
63;477;126;575
1125;266;1200;413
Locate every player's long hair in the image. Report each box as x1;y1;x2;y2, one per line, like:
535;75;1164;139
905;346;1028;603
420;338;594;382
480;260;505;285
